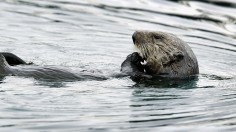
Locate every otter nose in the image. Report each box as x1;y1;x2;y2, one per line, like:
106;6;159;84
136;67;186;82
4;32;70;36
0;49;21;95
132;31;138;44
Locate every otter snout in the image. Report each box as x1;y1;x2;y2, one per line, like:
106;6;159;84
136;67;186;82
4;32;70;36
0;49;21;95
132;31;146;45
132;31;138;44
132;31;153;45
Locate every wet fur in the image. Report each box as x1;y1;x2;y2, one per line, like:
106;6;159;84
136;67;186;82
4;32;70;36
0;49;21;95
132;31;199;77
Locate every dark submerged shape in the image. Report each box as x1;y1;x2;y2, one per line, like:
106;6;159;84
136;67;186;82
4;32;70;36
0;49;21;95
121;31;199;79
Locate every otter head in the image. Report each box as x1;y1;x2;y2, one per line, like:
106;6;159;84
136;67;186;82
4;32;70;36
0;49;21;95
132;31;189;76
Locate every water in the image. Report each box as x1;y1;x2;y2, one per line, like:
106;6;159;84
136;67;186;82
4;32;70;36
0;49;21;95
0;0;236;131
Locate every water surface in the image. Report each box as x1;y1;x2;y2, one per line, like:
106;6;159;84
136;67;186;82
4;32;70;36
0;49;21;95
0;0;236;131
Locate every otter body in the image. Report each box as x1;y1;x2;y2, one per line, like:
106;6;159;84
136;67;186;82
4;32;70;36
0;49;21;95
0;31;198;81
0;54;106;81
122;31;199;78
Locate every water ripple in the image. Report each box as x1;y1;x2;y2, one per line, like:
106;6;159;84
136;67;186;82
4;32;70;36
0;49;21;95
0;0;236;131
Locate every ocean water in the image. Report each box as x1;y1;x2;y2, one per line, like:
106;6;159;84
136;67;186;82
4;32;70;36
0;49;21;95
0;0;236;131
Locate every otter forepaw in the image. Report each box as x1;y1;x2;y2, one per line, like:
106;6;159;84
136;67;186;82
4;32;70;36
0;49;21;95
129;52;144;64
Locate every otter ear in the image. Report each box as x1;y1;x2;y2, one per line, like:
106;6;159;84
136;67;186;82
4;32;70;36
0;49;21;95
163;51;184;66
173;51;184;62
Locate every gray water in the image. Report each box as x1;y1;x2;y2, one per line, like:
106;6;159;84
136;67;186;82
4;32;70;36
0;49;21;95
0;0;236;131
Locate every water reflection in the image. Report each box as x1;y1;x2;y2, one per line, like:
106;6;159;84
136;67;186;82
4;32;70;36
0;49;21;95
133;76;199;88
130;85;190;127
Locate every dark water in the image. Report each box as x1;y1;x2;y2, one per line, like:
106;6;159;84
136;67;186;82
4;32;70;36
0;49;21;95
0;0;236;131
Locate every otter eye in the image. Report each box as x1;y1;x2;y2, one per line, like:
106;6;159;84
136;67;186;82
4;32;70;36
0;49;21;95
153;35;162;40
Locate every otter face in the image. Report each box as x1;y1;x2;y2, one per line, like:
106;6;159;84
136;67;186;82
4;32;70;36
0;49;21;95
132;31;185;75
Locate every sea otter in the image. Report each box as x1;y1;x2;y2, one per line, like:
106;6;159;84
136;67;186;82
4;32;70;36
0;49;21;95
0;31;198;81
121;31;199;79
